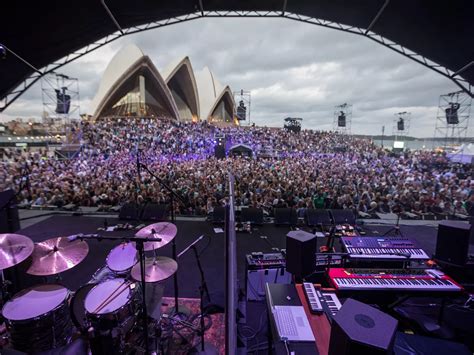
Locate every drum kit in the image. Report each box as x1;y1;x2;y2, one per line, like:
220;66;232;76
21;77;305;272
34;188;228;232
0;222;181;354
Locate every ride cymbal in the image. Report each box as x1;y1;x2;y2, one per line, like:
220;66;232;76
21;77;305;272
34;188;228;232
135;222;177;251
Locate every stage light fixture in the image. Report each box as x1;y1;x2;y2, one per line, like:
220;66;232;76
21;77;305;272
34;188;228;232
0;45;6;59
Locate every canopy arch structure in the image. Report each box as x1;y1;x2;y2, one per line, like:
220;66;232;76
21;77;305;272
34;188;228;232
0;1;473;111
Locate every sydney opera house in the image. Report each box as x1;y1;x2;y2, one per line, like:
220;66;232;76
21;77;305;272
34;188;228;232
88;44;237;125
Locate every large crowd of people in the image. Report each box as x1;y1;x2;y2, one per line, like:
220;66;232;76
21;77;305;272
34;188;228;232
1;116;473;218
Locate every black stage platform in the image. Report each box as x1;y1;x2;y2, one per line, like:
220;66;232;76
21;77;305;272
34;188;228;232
13;215;440;306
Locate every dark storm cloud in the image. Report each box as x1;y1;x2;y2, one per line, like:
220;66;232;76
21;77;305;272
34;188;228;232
2;18;464;137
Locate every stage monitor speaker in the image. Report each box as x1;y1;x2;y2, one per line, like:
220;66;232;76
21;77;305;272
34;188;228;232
330;209;356;225
213;206;225;224
241;207;264;225
274;208;297;226
286;230;316;278
329;298;398;355
141;203;168;221
119;203;141;221
305;209;332;227
0;189;20;233
435;220;471;266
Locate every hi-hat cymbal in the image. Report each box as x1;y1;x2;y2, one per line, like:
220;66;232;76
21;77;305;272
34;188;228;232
27;237;89;276
0;234;34;270
135;222;177;251
131;257;177;283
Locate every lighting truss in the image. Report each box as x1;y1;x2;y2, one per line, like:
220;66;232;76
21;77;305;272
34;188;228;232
1;10;472;112
333;103;352;134
392;111;411;139
434;90;471;148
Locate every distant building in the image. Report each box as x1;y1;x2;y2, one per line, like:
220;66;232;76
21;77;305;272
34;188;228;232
89;44;237;124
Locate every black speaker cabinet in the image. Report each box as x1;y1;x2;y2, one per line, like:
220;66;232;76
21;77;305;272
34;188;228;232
241;207;264;225
119;203;141;221
0;189;20;233
274;208;297;226
213;206;225;224
285;230;316;277
141;203;168;221
305;209;332;227
330;209;356;225
329;298;398;355
435;220;471;266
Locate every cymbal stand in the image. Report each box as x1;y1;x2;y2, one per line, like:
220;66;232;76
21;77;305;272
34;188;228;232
139;163;188;318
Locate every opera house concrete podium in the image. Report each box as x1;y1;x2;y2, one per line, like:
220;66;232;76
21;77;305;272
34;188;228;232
88;44;236;124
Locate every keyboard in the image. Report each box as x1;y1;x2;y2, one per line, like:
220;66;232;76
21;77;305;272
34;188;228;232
341;236;430;260
303;283;323;313
328;268;463;292
317;290;342;323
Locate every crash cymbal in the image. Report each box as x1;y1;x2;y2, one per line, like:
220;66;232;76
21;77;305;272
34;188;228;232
26;237;89;276
0;234;34;270
131;257;177;283
135;222;177;251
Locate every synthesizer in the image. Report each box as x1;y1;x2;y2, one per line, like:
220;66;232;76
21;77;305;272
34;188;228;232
328;268;462;292
302;283;342;323
246;252;285;269
341;236;430;260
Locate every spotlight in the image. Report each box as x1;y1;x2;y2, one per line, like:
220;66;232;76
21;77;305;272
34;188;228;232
0;45;5;59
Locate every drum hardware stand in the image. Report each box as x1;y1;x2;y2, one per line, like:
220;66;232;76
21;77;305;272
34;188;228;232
77;234;159;355
139;163;189;318
178;235;217;354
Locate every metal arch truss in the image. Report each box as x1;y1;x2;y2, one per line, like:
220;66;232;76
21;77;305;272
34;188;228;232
1;10;472;112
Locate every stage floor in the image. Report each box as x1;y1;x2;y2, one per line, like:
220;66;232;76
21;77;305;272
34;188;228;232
14;215;442;304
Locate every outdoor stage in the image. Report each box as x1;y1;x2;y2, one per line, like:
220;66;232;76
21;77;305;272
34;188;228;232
14;214;442;304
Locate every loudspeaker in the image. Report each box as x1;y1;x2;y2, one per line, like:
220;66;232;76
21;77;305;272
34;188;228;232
214;145;226;159
274;208;297;226
213;206;225;224
397;118;404;131
0;189;20;233
435;220;471;266
241;207;263;225
285;230;316;278
445;103;460;124
329;298;398;355
141;203;168;221
305;209;332;227
338;112;346;127
119;203;141;220
330;209;356;225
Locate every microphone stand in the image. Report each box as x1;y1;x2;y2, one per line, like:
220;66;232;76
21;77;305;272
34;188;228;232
75;233;158;355
177;235;216;354
139;163;188;317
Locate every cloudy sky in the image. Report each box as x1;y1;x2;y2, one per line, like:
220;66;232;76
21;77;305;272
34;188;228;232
0;17;465;137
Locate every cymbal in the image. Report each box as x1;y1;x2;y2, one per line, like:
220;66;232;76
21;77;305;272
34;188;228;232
135;222;177;251
0;234;34;270
131;257;177;283
26;237;89;276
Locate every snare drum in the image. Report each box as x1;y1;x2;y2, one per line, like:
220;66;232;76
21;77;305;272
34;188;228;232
106;242;138;275
2;284;72;353
85;278;138;332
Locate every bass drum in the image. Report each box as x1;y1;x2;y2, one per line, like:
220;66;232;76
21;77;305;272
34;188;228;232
2;284;72;353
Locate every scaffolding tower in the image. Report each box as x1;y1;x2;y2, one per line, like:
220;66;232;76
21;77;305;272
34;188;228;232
333;103;352;134
233;89;251;125
434;90;471;148
41;72;80;145
392;111;411;139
